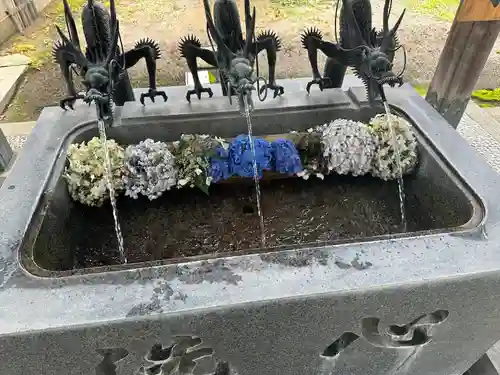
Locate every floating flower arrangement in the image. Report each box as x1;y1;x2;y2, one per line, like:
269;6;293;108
63;114;419;207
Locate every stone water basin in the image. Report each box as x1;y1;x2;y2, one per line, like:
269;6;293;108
1;79;500;375
25;87;478;275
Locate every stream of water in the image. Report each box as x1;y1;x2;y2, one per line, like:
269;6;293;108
382;102;408;232
243;98;267;248
97;119;127;263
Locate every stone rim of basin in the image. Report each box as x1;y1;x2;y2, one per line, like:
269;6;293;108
0;77;496;336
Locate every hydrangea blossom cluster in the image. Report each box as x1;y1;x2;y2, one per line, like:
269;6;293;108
290;129;325;181
171;134;227;194
271;138;304;175
208;145;231;183
63;114;419;207
368;113;418;180
122;139;177;200
208;136;304;182
318;119;378;176
228;135;272;178
63;137;125;207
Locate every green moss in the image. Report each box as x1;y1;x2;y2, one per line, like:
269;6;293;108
471;88;500;102
412;84;428;97
406;0;459;21
471;89;500;107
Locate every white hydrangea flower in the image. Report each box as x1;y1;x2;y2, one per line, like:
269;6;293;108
172;134;213;193
369;113;418;180
318;119;378;176
63;137;125;207
122;139;178;200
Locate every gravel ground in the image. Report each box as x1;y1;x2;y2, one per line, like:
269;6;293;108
7;135;28;152
457;113;500;173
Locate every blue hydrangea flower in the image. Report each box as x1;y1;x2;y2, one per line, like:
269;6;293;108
209;146;232;183
271;139;304;175
228;134;272;178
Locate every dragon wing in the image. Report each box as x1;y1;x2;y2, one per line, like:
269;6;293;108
53;25;88;69
62;0;81;48
379;7;405;52
81;0;111;62
242;0;256;58
340;0;370;47
105;19;120;66
203;0;236;67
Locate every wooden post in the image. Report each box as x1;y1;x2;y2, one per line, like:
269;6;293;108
425;0;500;128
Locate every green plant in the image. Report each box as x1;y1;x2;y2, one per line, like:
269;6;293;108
471;88;500;103
412;84;428;97
170;134;225;194
407;0;459;21
8;0;88;70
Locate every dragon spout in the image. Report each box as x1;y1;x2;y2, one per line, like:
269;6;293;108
361;48;404;88
301;0;406;105
84;88;113;124
228;56;257;112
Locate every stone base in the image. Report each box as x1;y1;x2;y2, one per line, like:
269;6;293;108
0;79;500;375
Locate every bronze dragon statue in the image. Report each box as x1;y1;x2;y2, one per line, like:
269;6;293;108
300;0;406;105
177;0;284;113
53;0;167;125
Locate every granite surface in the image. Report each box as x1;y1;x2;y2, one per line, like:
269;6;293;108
0;79;500;375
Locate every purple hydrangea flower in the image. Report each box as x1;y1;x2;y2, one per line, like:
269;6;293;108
228;134;272;178
209;146;232;183
271;139;303;175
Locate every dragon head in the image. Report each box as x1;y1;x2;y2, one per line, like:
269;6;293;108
360;48;403;88
81;65;114;124
55;15;121;125
342;0;406;104
228;57;257;113
203;0;258;113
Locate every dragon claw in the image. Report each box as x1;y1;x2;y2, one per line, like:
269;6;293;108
60;95;84;111
185;87;213;102
140;89;168;105
306;77;330;94
258;84;284;99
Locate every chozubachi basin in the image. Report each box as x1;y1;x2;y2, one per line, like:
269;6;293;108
0;78;500;375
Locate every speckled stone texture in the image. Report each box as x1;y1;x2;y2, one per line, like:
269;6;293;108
1;79;500;375
458;112;500;173
6;135;27;152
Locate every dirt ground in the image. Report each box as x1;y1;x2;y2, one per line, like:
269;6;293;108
1;0;500;121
